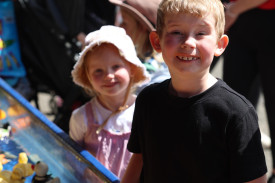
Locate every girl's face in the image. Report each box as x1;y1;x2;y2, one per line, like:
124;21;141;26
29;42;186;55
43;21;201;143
156;13;224;79
86;44;132;99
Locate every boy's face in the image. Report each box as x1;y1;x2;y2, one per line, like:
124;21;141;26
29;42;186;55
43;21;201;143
85;44;132;98
151;12;227;78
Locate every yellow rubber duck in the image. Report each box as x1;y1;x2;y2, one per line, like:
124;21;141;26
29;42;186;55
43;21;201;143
0;168;26;183
13;152;34;177
0;109;6;120
7;105;25;117
0;152;34;183
0;162;8;183
18;152;28;164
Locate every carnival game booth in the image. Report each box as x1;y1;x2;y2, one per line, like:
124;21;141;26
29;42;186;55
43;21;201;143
0;78;119;183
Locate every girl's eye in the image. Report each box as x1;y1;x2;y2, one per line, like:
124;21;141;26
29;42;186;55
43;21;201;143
112;64;121;70
94;69;103;75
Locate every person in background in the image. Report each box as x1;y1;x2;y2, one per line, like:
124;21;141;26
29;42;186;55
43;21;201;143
69;25;149;179
222;0;275;182
109;0;170;93
121;0;267;182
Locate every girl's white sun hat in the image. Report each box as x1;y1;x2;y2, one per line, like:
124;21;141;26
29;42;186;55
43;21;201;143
72;25;150;91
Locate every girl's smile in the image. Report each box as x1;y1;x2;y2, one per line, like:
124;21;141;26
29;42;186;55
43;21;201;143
86;43;132;99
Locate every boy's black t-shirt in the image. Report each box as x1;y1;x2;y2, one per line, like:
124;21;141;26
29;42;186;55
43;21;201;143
128;79;267;183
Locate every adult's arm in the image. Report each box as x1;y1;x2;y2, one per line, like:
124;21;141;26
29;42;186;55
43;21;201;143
224;0;268;31
121;153;143;183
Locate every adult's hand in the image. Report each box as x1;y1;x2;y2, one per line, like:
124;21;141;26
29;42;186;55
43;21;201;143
224;2;239;32
77;32;86;50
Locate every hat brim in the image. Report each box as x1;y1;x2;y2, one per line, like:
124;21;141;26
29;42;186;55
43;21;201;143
109;0;155;31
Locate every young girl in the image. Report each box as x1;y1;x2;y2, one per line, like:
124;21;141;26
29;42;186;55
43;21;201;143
69;25;148;180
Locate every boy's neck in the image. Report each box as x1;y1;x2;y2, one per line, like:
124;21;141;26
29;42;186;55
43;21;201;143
169;74;217;98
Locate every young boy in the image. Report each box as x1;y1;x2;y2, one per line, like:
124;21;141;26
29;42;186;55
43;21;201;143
121;0;267;182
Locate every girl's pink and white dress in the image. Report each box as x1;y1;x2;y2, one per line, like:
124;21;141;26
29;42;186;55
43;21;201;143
69;97;134;179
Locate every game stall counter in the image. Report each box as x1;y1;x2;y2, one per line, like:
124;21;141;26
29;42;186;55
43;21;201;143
0;78;120;183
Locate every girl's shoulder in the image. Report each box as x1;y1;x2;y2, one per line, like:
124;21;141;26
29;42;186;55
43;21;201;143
71;99;94;116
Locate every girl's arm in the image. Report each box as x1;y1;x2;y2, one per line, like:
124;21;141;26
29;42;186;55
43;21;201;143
69;110;86;146
121;153;143;183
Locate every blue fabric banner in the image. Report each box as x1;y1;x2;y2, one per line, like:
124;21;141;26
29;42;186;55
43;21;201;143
0;0;25;85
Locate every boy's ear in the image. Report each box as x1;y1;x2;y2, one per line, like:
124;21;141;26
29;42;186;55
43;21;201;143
149;31;162;52
214;35;229;57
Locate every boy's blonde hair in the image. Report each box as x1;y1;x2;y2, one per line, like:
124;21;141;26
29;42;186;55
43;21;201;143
156;0;225;39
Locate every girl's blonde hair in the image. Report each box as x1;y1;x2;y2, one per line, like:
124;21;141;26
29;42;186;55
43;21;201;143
156;0;225;39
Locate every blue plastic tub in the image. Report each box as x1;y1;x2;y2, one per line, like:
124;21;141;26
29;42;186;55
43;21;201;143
0;78;120;183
